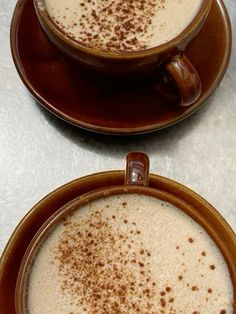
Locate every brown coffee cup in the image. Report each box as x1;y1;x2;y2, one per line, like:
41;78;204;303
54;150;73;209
15;152;235;313
33;1;213;106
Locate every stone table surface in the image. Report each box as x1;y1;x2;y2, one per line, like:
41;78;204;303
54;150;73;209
0;0;235;254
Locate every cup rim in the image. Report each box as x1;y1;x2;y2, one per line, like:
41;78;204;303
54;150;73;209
15;184;236;314
33;0;213;60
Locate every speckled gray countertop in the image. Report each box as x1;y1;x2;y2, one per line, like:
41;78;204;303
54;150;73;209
0;0;235;254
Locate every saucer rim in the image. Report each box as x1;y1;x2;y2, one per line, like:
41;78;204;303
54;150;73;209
10;0;232;135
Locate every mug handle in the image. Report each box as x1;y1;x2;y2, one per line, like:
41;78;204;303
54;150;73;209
157;53;201;107
125;152;150;187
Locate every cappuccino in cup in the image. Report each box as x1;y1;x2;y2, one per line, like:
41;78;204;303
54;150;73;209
27;193;233;314
41;0;202;52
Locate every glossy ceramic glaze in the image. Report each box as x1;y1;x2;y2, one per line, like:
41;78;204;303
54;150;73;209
5;152;235;313
33;1;213;106
10;0;231;134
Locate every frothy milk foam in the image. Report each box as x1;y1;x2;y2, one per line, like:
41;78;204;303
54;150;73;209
42;0;202;52
27;193;233;314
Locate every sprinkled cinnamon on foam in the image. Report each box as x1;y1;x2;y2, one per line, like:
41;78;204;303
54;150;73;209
27;194;234;314
55;210;157;313
43;0;202;52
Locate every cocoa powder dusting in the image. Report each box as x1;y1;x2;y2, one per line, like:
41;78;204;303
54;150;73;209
53;0;166;52
54;206;179;313
47;197;233;314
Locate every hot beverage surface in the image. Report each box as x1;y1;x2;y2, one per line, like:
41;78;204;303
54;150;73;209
41;0;202;52
27;193;234;314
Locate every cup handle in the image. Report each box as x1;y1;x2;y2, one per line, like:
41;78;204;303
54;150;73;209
158;53;201;107
125;152;150;186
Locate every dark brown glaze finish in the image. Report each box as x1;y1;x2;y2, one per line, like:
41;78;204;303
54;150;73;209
166;54;201;107
125;152;149;186
34;0;212;106
0;172;236;313
10;0;231;134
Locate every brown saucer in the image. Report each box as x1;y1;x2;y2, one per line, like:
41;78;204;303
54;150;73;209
1;171;235;313
10;0;231;135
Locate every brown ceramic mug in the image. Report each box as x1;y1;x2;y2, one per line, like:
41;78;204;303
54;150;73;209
15;152;235;313
33;1;214;106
